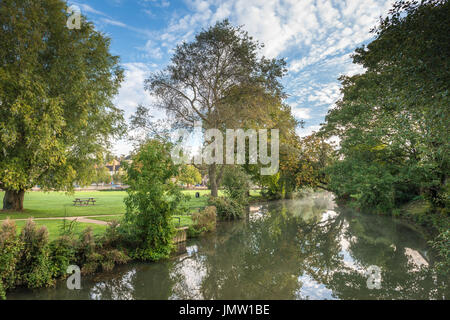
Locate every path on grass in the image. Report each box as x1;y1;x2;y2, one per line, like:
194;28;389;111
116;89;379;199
4;215;120;225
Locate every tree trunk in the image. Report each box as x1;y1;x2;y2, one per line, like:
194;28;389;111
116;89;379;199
2;189;25;211
209;164;218;197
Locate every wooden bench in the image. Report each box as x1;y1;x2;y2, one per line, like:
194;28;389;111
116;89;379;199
73;198;96;206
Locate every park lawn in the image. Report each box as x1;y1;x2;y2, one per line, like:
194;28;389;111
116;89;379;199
0;190;211;220
0;191;127;220
0;189;261;221
88;214;193;227
11;219;107;242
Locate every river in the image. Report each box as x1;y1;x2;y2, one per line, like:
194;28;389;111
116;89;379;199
8;192;449;299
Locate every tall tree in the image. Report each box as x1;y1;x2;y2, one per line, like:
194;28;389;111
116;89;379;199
145;20;286;197
322;0;449;211
0;0;125;210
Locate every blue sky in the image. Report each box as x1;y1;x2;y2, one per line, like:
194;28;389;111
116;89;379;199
68;0;394;155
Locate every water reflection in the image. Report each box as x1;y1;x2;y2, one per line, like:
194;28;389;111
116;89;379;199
8;192;449;300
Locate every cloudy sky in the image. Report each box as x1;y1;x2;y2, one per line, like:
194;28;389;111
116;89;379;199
69;0;394;155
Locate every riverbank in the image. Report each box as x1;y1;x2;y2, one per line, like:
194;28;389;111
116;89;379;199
6;194;448;300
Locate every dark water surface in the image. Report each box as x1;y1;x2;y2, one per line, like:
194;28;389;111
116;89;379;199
8;192;449;299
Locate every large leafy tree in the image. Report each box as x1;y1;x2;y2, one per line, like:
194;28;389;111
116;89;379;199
323;0;449;212
0;0;125;210
145;20;287;197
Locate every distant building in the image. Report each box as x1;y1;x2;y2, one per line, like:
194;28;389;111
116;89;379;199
105;156;132;176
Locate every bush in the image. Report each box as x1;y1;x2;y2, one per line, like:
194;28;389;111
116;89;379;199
49;235;77;278
49;220;78;278
222;166;250;206
17;219;54;289
77;227;130;275
208;196;244;220
0;219;22;299
191;206;217;233
430;217;450;276
119;140;187;261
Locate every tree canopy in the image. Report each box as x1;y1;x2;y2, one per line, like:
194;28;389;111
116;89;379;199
0;0;125;210
322;0;449;212
145;19;288;197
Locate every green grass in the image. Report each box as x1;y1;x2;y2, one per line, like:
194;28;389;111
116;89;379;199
0;190;213;220
0;191;127;220
87;214;193;227
12;219;107;242
87;215;122;223
0;188;262;239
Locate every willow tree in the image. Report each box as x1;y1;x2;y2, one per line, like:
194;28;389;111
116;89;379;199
0;0;125;210
145;20;286;197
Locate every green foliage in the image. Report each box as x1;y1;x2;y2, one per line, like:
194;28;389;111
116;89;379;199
322;0;449;213
178;165;202;186
208;196;244;220
0;0;124;209
92;166;113;185
209;165;249;219
120;140;187;261
191;206;217;234
0;219;22;299
0;217;131;299
76;226;129;274
146;19;287;197
48;220;78;278
431;228;450;276
16;219;54;288
222;166;250;206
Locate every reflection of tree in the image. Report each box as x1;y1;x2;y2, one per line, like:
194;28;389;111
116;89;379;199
296;215;346;286
21;192;446;300
325;208;450;299
176;194;448;300
85;261;176;300
192;208;306;299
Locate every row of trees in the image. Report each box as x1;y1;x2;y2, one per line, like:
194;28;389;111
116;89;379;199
321;0;449;214
0;1;324;211
3;0;446;222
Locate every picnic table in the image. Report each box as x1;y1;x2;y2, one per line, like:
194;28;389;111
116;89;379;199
73;197;96;206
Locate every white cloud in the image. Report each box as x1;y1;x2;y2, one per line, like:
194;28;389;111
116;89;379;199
292;108;312;120
112;62;167;155
140;40;163;59
114;62;162;120
307;82;341;105
101;18;128;28
72;2;110;17
296;125;321;138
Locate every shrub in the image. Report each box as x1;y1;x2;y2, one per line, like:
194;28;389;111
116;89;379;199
208;196;244;220
77;227;130;274
191;206;217;233
119;139;187;261
222;166;250;206
49;235;78;278
0;219;22;299
430;217;450;276
17;219;54;289
49;220;78;278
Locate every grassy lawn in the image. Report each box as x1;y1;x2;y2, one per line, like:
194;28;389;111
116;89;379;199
12;219;107;242
0;191;127;220
0;190;212;220
0;188;261;240
89;214;193;227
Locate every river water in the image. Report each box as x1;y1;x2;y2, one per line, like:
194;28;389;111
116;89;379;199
8;192;449;299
